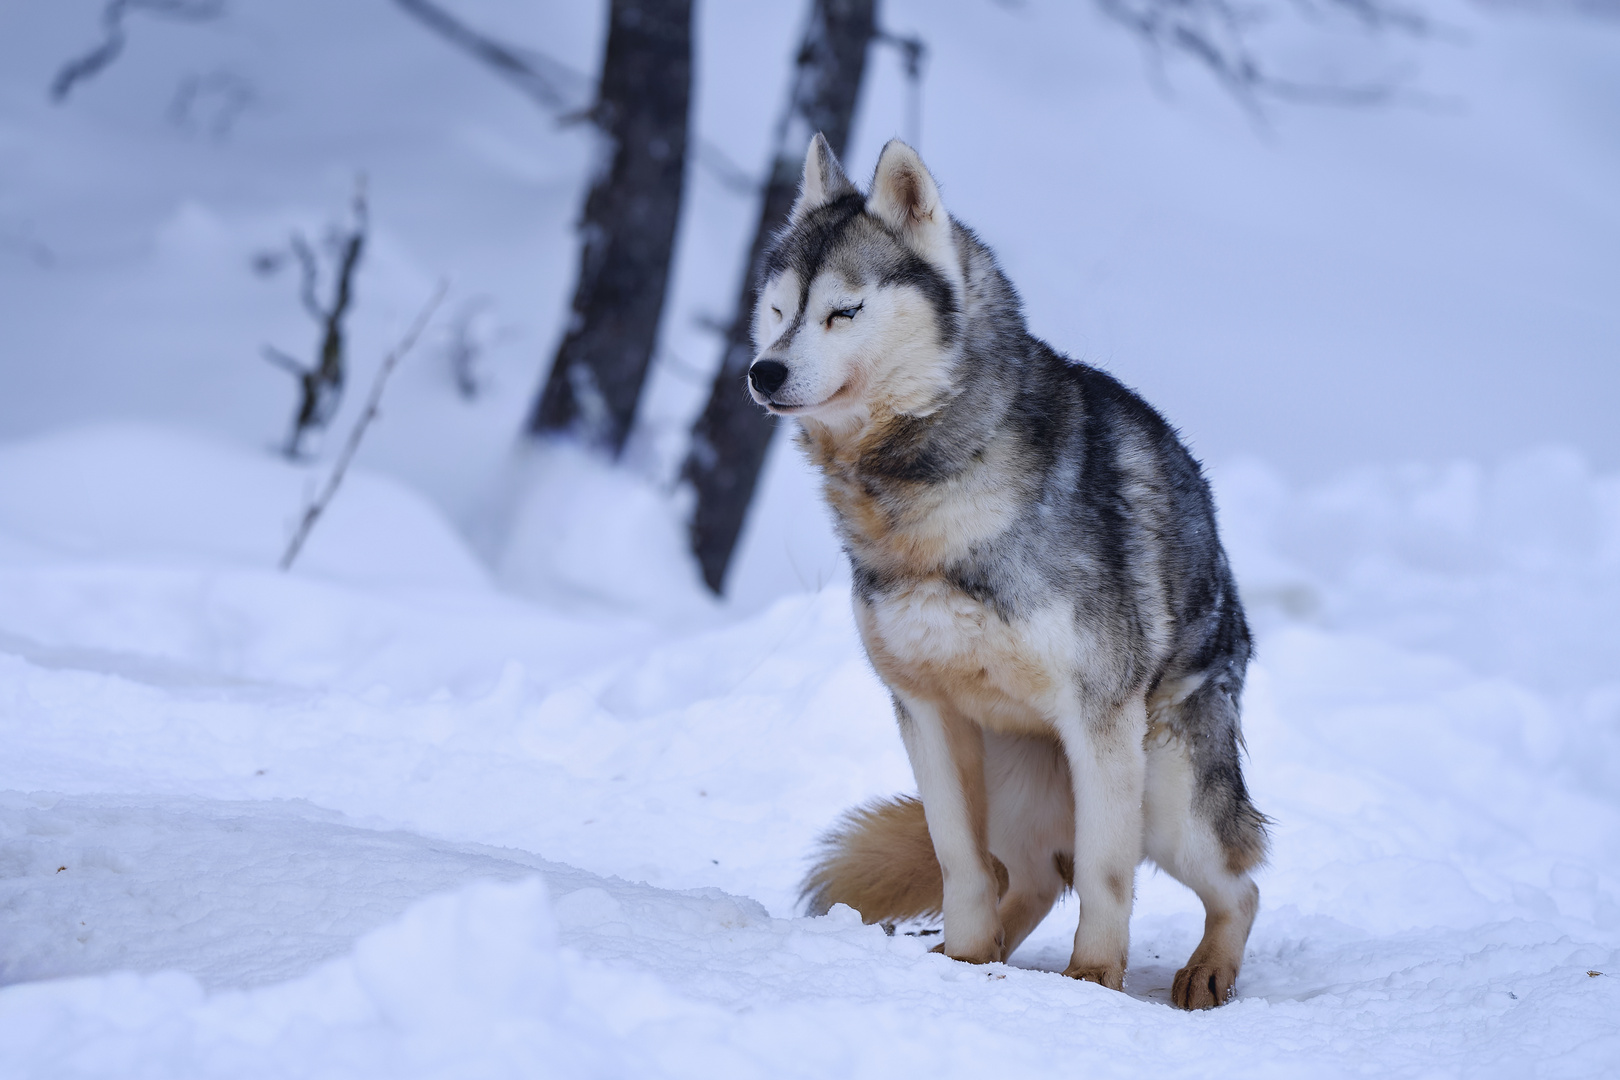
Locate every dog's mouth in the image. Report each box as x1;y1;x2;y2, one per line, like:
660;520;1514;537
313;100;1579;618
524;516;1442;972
762;381;854;416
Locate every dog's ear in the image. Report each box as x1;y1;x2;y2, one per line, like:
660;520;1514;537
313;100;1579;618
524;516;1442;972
867;140;954;271
790;132;856;223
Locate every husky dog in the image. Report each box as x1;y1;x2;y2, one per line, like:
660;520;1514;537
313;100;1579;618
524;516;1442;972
751;134;1268;1010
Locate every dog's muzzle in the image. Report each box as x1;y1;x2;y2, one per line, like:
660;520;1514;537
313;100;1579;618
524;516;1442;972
748;359;788;399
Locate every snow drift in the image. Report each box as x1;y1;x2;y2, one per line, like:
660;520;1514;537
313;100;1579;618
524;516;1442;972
0;425;1615;1076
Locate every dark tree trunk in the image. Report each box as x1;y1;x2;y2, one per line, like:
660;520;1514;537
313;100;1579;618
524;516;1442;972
530;0;692;455
683;0;877;594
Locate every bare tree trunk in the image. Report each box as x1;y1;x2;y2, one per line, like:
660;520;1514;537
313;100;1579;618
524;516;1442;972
682;0;877;594
530;0;693;455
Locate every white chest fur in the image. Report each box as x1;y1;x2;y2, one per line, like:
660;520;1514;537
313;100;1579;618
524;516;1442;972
855;577;1081;736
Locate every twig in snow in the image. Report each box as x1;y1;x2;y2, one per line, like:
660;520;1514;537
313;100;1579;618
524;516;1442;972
280;280;449;572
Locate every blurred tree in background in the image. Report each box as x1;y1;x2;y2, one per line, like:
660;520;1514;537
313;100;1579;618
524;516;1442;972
683;0;878;595
48;0;1490;596
528;0;693;456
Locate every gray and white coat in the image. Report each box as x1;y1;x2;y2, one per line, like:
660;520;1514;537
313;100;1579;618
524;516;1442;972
755;134;1267;1010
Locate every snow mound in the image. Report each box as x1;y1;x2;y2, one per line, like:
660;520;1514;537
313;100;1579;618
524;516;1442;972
1219;448;1620;689
4;833;1616;1079
0;811;1039;1080
0;877;618;1078
494;438;714;621
0;423;488;591
0;793;557;989
0;432;1618;1075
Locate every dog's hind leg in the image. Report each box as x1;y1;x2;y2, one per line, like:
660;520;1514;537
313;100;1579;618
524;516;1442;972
1143;679;1268;1010
1053;694;1148;990
984;732;1073;958
895;694;1004;963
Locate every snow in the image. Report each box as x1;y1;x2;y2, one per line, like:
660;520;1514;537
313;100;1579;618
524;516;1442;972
1;425;1615;1076
1;0;1618;1075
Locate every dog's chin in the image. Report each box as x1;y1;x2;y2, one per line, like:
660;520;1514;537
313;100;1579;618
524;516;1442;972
763;400;814;416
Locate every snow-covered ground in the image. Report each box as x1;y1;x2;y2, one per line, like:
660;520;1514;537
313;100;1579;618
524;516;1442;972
2;0;1618;1076
2;427;1616;1076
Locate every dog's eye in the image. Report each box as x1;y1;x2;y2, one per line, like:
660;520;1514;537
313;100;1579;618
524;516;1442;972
827;303;863;327
770;306;782;320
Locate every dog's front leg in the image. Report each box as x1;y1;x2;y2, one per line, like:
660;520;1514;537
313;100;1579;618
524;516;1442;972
894;694;1003;963
1054;694;1148;990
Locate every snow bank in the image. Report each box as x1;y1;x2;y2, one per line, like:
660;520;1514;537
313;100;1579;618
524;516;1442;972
0;425;1617;1075
494;439;715;621
5;847;1614;1078
0;423;487;591
0;871;1044;1080
0;877;629;1078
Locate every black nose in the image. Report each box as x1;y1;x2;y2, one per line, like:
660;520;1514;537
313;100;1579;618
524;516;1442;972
749;359;789;397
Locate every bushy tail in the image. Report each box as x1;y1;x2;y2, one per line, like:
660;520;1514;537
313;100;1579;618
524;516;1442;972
799;796;943;923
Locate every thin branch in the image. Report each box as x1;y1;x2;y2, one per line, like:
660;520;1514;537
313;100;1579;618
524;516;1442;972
322;182;368;356
694;141;761;195
288;233;322;322
1096;0;1431;112
1299;0;1438;35
654;347;718;387
260;345;306;376
876;29;928;146
390;0;588;112
271;176;369;459
51;0;224;103
390;0;770;199
877;29;927;76
51;2;129;103
280;280;450;571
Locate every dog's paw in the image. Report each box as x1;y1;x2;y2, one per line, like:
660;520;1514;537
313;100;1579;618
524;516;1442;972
929;937;1004;964
1171;963;1237;1010
1061;962;1125;991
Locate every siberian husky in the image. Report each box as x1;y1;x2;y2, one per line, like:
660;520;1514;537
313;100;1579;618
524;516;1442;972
750;134;1268;1009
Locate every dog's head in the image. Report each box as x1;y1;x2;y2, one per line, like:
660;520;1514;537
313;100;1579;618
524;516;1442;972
746;135;965;427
